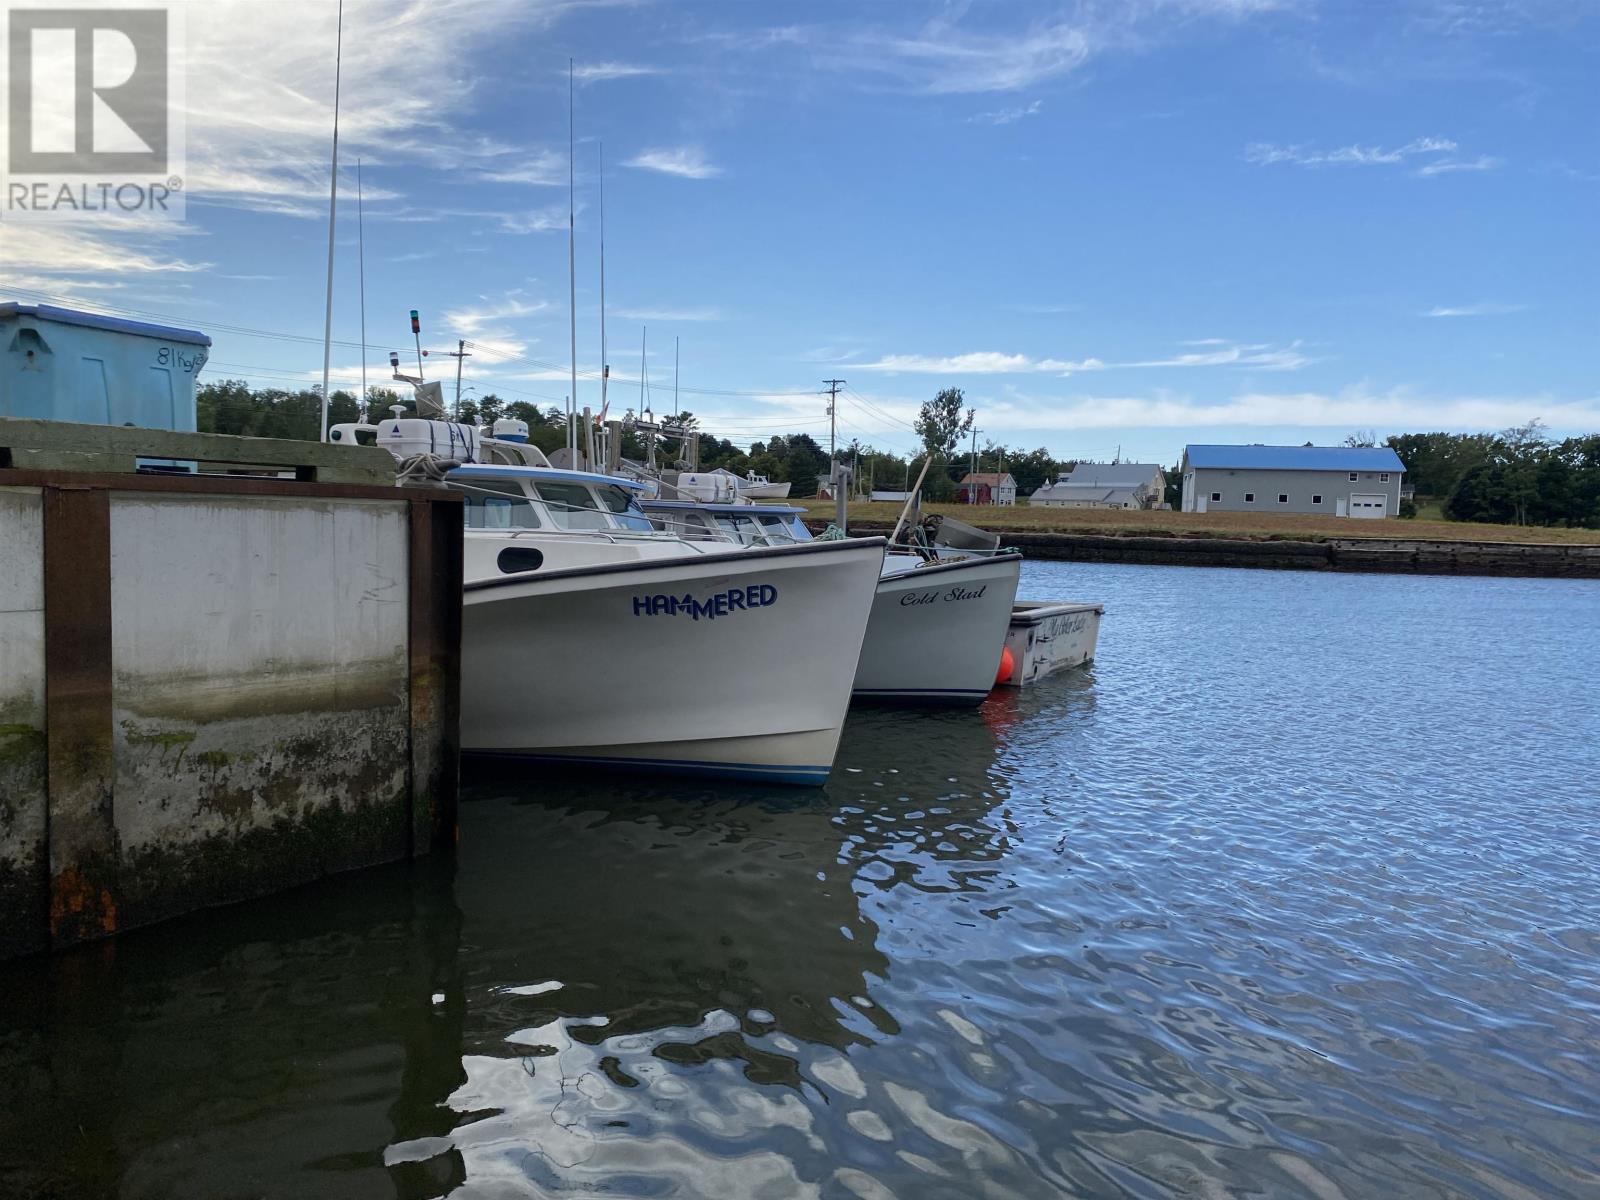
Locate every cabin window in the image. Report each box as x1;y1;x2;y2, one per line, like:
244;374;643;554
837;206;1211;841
534;482;612;530
497;547;545;574
1278;493;1289;504
1312;494;1323;504
1349;473;1359;482
459;479;541;530
713;513;769;545
596;484;654;531
1244;492;1255;503
1210;492;1221;502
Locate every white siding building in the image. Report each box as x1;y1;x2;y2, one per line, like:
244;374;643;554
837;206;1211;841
1030;463;1167;509
1180;445;1406;518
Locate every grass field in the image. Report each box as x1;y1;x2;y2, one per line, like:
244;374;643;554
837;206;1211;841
798;500;1600;546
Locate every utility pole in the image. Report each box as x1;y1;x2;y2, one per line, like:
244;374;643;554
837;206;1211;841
824;379;845;497
446;339;471;419
969;425;983;504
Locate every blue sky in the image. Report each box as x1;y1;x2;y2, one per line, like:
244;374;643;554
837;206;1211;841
3;0;1596;464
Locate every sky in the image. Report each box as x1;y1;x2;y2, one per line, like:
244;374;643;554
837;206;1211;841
2;0;1596;465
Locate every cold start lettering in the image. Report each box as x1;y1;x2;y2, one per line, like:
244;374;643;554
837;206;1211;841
899;583;988;607
633;583;778;621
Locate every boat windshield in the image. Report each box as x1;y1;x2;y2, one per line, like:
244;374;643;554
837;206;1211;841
455;478;542;530
533;481;619;531
757;513;808;543
596;484;655;531
713;512;770;545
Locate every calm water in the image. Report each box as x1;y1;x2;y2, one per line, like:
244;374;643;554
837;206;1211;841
4;561;1599;1200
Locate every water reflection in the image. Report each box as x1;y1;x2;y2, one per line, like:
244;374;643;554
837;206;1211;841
0;857;465;1199
4;561;1598;1199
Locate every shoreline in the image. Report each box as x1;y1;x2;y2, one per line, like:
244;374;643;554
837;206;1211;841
815;522;1600;578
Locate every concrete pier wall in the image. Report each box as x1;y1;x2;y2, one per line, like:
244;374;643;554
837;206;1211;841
0;470;462;959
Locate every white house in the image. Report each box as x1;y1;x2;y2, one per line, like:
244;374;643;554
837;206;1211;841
1030;463;1167;509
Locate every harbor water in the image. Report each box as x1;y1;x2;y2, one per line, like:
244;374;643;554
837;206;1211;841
3;560;1598;1199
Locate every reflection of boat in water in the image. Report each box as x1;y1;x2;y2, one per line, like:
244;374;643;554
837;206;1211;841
0;699;1024;1198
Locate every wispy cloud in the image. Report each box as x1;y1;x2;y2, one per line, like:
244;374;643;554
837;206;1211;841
614;307;724;322
713;3;1293;96
975;386;1600;433
0;225;211;277
854;341;1313;375
625;146;723;179
1423;301;1527;318
571;61;660;84
1245;136;1458;168
441;291;550;359
1417;155;1502;176
476;149;567;186
970;99;1043;125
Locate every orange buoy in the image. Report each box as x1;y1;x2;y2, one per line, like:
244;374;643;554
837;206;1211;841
994;646;1015;686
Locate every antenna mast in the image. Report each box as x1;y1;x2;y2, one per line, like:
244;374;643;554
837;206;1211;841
599;141;608;422
317;0;345;441
674;336;679;418
567;58;578;457
356;156;366;421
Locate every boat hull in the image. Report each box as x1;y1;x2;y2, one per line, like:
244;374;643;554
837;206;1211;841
853;553;1023;704
460;539;885;784
998;601;1104;686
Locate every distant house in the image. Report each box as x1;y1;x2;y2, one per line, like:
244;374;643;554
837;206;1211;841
1180;444;1406;518
1030;463;1167;509
957;472;1017;506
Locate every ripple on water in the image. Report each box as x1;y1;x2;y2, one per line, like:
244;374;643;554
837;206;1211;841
1;563;1597;1199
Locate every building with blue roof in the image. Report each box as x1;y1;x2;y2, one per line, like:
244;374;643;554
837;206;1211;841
1180;444;1406;519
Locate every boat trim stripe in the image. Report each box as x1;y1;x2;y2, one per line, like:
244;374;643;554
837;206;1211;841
882;552;1023;580
465;750;831;785
464;535;888;592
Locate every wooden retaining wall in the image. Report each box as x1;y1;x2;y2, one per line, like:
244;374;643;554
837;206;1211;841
0;468;462;959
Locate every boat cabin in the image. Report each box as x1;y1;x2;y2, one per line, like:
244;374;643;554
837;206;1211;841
642;500;812;547
448;464;656;533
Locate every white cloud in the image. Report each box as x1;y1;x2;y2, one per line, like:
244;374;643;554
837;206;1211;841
970;99;1043;125
476;150;568;187
0;225;211;277
614;307;724;322
853;341;1312;375
976;386;1600;432
716;3;1293;96
571;61;661;84
1245;136;1459;168
1417;155;1502;176
624;147;723;179
440;292;550;360
1423;302;1527;318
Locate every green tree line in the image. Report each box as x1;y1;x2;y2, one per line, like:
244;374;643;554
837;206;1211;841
198;381;1596;527
1388;422;1600;527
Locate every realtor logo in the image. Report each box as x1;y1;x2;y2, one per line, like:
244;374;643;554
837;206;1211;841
3;5;184;220
9;8;167;172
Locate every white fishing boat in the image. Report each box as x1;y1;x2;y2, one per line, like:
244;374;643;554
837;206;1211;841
334;415;885;783
711;467;792;500
640;499;1022;704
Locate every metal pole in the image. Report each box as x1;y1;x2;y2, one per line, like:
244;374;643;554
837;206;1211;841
317;0;344;441
598;141;607;420
356;157;366;422
567;58;577;457
674;336;679;417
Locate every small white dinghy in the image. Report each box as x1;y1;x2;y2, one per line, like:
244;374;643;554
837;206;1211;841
996;601;1104;687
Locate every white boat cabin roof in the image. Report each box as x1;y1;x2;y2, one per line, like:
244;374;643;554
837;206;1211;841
448;462;647;491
